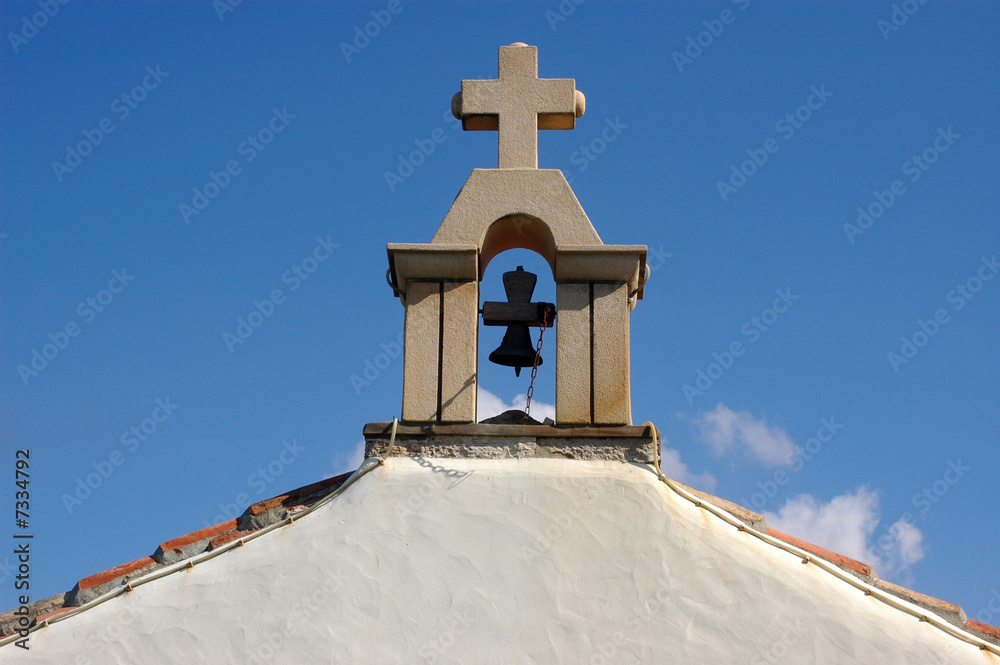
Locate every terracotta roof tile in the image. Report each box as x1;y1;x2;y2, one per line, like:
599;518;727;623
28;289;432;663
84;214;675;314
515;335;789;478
875;580;965;625
158;519;237;553
77;556;158;591
33;608;75;625
766;528;873;578
966;619;1000;643
209;529;254;550
248;472;351;516
673;480;768;532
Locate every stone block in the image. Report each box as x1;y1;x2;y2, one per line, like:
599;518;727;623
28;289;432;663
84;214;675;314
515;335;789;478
592;282;630;424
433;169;601;263
401;281;441;422
556;282;591;424
440;280;478;423
386;244;478;296
555;246;647;299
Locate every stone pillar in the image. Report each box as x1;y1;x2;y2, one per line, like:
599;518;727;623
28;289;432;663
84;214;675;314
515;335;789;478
440;279;478;422
389;245;479;424
401;281;441;422
555;283;591;424
555;281;631;425
592;282;630;424
554;248;645;426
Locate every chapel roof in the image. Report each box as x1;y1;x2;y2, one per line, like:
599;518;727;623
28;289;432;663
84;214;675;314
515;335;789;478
2;457;997;653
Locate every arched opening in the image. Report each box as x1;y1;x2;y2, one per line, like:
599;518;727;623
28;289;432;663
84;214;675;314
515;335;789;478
477;246;557;424
479;214;557;281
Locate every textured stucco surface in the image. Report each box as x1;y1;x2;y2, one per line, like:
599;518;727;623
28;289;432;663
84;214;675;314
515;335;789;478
10;459;989;664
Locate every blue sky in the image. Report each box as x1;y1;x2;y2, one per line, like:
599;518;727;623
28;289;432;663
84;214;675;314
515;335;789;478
1;0;998;625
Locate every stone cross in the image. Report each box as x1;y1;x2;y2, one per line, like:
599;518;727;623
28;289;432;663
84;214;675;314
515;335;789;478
452;42;585;169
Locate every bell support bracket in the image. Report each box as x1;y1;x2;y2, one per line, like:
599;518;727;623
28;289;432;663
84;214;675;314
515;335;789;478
482;302;556;327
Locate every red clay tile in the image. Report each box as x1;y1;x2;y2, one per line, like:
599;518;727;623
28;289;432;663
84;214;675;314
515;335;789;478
248;472;351;516
210;530;253;550
78;556;157;590
158;519;237;552
34;607;74;624
875;580;963;617
966;619;1000;641
766;528;872;577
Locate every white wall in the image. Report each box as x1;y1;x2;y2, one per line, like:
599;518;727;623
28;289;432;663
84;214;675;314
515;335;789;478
13;458;984;664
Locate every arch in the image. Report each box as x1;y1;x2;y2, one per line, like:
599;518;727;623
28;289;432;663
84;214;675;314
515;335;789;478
480;214;556;280
431;169;603;260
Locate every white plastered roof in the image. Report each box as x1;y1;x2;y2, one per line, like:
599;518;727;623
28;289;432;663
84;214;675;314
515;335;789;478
13;458;993;664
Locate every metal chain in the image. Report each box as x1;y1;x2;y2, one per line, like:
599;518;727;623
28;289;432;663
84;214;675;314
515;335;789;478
523;309;548;424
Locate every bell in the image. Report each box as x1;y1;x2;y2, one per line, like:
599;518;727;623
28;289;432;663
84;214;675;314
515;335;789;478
488;323;541;377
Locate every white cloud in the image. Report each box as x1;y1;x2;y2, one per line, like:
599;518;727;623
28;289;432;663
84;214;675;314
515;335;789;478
326;438;366;478
477;386;555;423
883;518;925;573
764;487;925;580
659;446;717;491
694;403;796;467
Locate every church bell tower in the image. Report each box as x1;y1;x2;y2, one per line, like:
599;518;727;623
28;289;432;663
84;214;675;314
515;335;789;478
382;43;648;430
